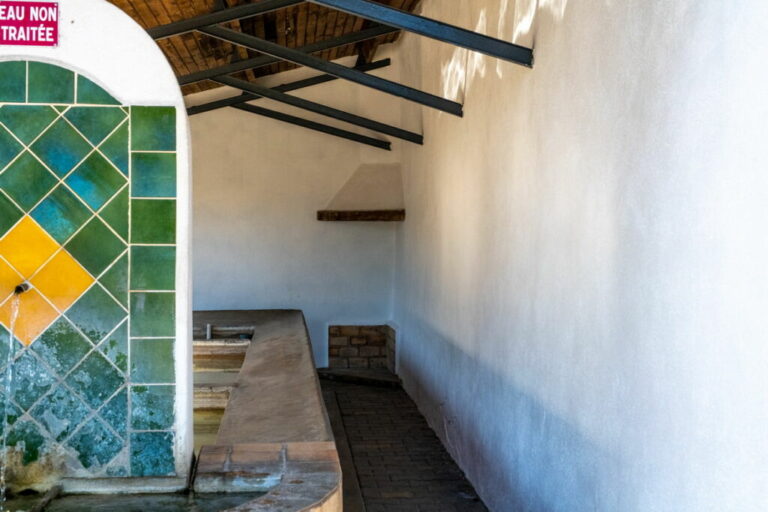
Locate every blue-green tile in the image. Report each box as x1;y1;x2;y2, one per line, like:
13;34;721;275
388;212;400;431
66;284;126;344
0;61;26;103
0;192;23;237
0;152;58;211
65;217;126;277
131;385;175;430
131;107;176;151
131;153;176;197
99;187;128;240
11;351;56;411
7;420;47;465
130;293;175;338
30;387;90;442
130;432;174;477
65;107;126;146
99;122;128;176
77;75;120;106
99;253;128;308
66;152;126;211
130;246;175;290
98;321;128;372
130;200;175;244
0;125;23;172
31;119;92;178
32;317;92;377
68;417;122;469
28;62;75;104
0;393;21;437
0;105;58;144
0;326;23;371
130;339;174;383
100;387;127;437
31;185;91;244
66;351;123;409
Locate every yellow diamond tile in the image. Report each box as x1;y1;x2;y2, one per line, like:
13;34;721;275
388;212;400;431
31;250;94;312
0;257;23;305
0;289;59;345
0;217;59;278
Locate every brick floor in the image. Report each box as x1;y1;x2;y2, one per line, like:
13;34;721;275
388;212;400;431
321;380;488;512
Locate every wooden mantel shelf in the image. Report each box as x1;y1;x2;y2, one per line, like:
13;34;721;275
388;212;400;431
317;210;406;222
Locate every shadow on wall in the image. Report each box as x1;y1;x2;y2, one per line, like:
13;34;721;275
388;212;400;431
397;318;617;512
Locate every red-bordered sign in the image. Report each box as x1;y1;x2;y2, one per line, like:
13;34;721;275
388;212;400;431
0;1;59;47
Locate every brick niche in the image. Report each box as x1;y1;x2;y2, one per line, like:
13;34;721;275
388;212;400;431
328;325;396;372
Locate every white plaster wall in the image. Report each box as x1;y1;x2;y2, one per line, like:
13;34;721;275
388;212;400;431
392;0;768;511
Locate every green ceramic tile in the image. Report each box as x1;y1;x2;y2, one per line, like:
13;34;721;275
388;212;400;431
97;321;128;372
0;61;26;102
130;432;174;477
66;284;126;344
33;317;93;377
131;153;176;197
30;119;92;177
7;420;47;465
0;105;58;144
0;125;23;171
99;122;129;176
0;192;23;236
0;326;23;370
0;394;21;437
99;187;128;240
131;385;175;430
130;339;174;383
99;253;128;309
130;292;175;338
30;387;90;442
31;185;92;244
130;246;175;290
131;107;176;151
65;107;126;146
66;152;126;211
28;62;75;104
68;418;122;469
130;200;175;244
12;351;56;411
0;152;58;211
66;217;126;276
67;351;124;409
100;387;127;437
77;75;120;106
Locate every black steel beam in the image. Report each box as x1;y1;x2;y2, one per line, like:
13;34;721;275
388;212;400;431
214;75;423;144
308;0;533;67
199;25;464;116
179;24;397;86
148;0;303;40
233;104;391;150
188;59;392;116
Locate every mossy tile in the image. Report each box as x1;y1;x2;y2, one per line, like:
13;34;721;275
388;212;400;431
100;387;127;437
0;105;58;144
99;253;128;308
0;152;58;211
31;185;91;244
7;420;47;465
65;217;126;277
130;199;175;244
131;153;176;197
0;125;23;171
66;284;126;344
0;193;23;236
130;292;175;338
77;75;120;105
28;62;75;104
11;351;55;411
99;122;129;176
130;432;175;477
32;317;92;377
98;321;128;372
131;106;176;151
68;418;122;469
130;339;174;383
131;246;175;290
0;61;26;103
30;119;92;177
131;385;175;430
66;351;123;409
65;152;126;211
30;387;90;442
99;187;128;241
65;107;126;146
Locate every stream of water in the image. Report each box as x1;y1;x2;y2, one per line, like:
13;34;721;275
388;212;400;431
1;295;20;512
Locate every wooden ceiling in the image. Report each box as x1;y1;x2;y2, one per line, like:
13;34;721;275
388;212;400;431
108;0;421;96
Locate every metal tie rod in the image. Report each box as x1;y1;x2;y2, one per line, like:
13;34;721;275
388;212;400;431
308;0;534;67
199;25;464;117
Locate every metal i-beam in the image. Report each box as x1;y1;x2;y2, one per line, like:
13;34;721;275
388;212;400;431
148;0;303;40
214;75;423;144
179;24;397;86
199;25;464;117
308;0;533;67
233;103;391;151
188;59;392;116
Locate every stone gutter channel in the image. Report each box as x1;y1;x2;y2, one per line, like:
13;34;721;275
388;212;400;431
192;310;342;512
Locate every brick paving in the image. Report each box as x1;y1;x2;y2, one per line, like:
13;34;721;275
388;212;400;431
321;379;488;512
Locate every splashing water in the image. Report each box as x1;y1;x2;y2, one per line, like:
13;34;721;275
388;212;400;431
0;295;20;511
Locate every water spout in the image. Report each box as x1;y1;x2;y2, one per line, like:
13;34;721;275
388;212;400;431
13;283;29;295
